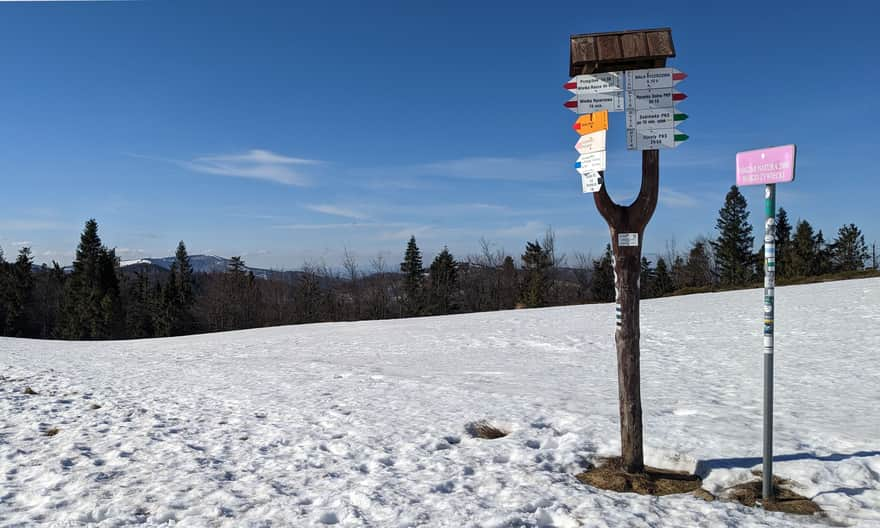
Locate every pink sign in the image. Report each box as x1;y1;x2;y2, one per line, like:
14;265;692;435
735;144;796;186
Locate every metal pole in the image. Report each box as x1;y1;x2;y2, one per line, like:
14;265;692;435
762;183;776;501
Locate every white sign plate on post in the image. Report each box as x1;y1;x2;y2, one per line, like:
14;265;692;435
625;88;683;110
565;93;624;114
575;130;606;154
618;232;639;246
626;128;684;150
565;72;623;94
581;172;603;193
575;150;606;173
624;68;686;90
626;108;678;130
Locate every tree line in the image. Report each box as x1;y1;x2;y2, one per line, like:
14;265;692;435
0;189;874;339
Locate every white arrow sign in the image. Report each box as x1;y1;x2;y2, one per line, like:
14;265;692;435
565;72;623;94
626;128;687;150
575;130;606;154
624;68;687;90
625;88;686;110
565;93;624;114
575;151;606;173
626;108;683;130
581;172;603;193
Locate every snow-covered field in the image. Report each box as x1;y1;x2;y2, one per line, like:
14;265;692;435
1;278;879;527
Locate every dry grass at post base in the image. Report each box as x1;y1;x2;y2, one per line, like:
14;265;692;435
575;457;703;496
719;472;822;516
576;459;822;517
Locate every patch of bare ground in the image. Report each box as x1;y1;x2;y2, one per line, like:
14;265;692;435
719;473;822;515
576;457;703;496
465;420;508;440
576;459;821;517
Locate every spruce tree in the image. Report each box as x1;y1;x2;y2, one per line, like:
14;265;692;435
60;219;123;339
652;257;673;297
682;240;714;288
639;257;654;299
499;255;517;310
399;236;424;316
712;185;754;286
428;247;458;315
161;241;196;335
789;220;817;277
830;223;869;272
775;208;793;278
590;244;615;302
520;240;551;308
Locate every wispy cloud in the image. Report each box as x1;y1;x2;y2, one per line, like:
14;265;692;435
659;188;700;208
0;220;70;231
356;153;570;189
272;222;406;230
134;149;321;186
305;204;370;220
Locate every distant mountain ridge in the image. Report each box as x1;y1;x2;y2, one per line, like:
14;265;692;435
118;254;273;279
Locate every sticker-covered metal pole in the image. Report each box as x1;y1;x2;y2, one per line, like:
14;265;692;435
762;183;776;501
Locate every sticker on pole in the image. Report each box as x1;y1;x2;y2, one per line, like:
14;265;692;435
735;145;797;186
618;233;639;246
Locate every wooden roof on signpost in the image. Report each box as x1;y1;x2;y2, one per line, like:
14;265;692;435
570;28;676;76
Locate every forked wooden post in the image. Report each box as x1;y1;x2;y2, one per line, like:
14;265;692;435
569;28;675;474
593;151;659;473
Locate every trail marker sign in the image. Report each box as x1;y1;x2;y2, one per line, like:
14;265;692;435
735;143;798;503
735;145;796;186
575;129;607;154
626;128;688;150
564;72;623;93
573;110;609;135
564;93;625;113
624;68;687;90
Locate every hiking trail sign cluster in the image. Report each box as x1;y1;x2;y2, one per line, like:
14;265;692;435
564;66;688;195
564;27;682;475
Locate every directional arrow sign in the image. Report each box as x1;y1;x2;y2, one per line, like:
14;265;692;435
564;93;624;114
573;110;608;135
626;128;689;150
581;172;603;193
564;72;623;94
625;109;688;130
575;151;606;173
624;68;687;90
575;129;606;155
625;88;687;111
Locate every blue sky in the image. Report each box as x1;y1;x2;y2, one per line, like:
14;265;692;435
1;0;877;270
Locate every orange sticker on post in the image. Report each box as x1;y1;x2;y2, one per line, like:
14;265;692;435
573;110;608;136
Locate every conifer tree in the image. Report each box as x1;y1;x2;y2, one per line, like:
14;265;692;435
590;244;615;302
428;247;458;315
60;219;123;339
161;241;196;334
639;257;654;299
520;240;551;308
652;257;673;297
399;236;424;316
712;185;754;286
682;240;715;288
498;255;517;310
789;220;818;277
775;208;793;278
830;223;869;272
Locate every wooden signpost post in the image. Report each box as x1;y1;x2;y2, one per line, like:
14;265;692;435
567;28;681;474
